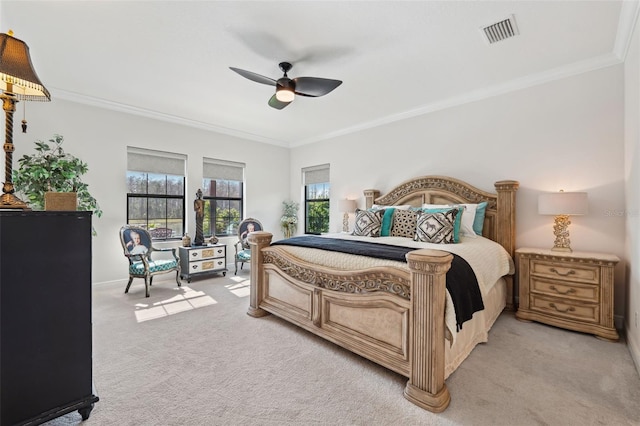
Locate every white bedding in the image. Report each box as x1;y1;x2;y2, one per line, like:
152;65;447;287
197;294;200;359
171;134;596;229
270;233;515;343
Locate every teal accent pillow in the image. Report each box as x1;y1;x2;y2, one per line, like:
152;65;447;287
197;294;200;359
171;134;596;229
473;201;488;235
380;208;395;236
422;207;463;243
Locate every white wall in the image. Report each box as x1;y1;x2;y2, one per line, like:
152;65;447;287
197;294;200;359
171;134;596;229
291;65;627;325
624;10;640;372
13;99;290;284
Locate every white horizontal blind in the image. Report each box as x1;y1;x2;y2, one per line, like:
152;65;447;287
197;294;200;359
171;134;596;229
203;158;245;181
127;147;186;175
302;164;330;185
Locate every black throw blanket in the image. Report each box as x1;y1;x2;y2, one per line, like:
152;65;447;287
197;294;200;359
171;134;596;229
271;236;484;331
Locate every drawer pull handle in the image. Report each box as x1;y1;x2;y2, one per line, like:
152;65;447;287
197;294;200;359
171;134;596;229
549;302;575;313
549;285;576;295
191;252;198;257
549;268;576;277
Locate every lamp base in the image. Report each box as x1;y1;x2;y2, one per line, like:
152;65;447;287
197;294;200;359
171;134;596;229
551;214;572;252
0;192;30;210
342;212;349;233
551;246;573;253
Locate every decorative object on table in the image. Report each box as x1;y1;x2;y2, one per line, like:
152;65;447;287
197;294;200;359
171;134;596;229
13;135;102;233
0;30;50;210
234;217;263;275
338;199;356;232
193;188;205;246
119;225;181;298
208;236;218;245
280;200;299;239
182;233;191;247
538;190;588;252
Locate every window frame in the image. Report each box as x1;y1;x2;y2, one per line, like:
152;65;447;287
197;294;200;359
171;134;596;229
126;148;186;241
302;164;330;235
202;159;245;238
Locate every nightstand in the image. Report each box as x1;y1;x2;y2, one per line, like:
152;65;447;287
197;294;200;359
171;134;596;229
179;244;227;283
515;247;619;341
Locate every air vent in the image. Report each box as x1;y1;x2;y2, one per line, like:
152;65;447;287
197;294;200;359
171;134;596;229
481;15;519;44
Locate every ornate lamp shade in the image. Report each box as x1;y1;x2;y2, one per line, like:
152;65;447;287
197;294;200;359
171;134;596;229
538;191;588;252
0;31;50;210
338;199;356;233
0;31;50;100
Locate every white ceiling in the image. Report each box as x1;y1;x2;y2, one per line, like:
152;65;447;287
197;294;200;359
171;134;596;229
1;1;637;147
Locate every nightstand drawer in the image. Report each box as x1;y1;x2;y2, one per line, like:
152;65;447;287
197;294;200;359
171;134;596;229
188;247;225;261
530;259;600;284
530;294;599;323
188;258;226;273
530;277;599;303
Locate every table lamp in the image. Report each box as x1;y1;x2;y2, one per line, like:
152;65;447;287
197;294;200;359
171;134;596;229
338;199;356;232
0;30;50;210
538;190;588;252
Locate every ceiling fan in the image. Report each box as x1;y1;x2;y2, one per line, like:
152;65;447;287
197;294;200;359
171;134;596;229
229;62;342;110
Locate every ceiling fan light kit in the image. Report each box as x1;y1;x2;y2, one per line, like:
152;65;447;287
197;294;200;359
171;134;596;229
230;61;342;110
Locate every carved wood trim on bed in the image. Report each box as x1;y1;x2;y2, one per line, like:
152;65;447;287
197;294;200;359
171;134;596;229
247;176;518;413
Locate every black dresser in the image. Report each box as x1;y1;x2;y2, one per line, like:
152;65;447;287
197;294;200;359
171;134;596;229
0;211;98;425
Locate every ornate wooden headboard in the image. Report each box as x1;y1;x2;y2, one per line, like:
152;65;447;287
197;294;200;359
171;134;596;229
363;175;519;258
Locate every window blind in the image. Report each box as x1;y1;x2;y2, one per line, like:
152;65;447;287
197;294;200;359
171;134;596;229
127;147;186;175
302;164;330;185
203;158;245;181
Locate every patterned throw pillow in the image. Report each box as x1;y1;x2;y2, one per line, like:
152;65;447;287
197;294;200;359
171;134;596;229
352;208;383;237
414;209;458;244
390;209;418;238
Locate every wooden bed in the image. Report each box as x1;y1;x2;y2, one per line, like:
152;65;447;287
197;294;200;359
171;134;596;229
247;175;519;412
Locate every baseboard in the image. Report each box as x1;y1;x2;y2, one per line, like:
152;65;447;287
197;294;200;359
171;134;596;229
627;328;640;376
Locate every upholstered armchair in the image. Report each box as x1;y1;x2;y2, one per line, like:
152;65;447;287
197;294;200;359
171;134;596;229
234;218;263;275
119;225;181;297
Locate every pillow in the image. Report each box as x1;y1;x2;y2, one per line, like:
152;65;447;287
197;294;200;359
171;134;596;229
423;203;477;238
422;207;462;243
380;208;396;236
414;209;458;244
473;201;488;235
352;208;383;237
390;209;418;238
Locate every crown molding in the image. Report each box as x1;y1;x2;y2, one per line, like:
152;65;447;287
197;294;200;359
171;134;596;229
50;89;290;148
614;0;640;61
292;53;623;147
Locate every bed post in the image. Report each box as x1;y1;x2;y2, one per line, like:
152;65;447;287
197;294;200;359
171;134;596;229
363;189;380;209
247;231;273;318
494;180;519;311
404;249;453;413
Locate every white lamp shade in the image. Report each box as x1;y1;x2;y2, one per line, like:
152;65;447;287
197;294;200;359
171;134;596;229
538;192;588;216
338;199;356;213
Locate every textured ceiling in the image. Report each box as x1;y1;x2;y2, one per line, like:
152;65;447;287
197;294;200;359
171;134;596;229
1;1;635;147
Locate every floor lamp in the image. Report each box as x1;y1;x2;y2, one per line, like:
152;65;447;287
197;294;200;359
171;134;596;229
0;30;50;210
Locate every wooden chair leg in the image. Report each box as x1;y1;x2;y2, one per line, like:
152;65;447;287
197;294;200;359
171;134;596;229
175;270;181;286
125;277;133;294
144;276;150;298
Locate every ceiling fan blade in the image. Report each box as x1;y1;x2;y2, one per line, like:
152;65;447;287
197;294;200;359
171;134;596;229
268;94;291;110
229;67;277;87
293;77;342;97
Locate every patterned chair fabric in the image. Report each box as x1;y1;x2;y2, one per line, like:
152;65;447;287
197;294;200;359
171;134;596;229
119;225;181;297
234;218;263;275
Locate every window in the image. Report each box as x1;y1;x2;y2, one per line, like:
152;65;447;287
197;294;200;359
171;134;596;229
202;158;245;237
303;164;330;234
127;148;186;240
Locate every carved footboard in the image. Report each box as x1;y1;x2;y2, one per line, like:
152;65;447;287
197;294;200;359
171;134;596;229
247;231;454;413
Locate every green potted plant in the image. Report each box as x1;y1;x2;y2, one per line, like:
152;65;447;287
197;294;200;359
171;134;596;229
14;134;102;222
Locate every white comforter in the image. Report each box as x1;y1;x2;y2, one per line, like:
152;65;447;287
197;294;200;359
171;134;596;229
270;233;515;342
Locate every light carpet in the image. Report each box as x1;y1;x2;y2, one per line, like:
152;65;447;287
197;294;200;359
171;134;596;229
44;272;640;426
